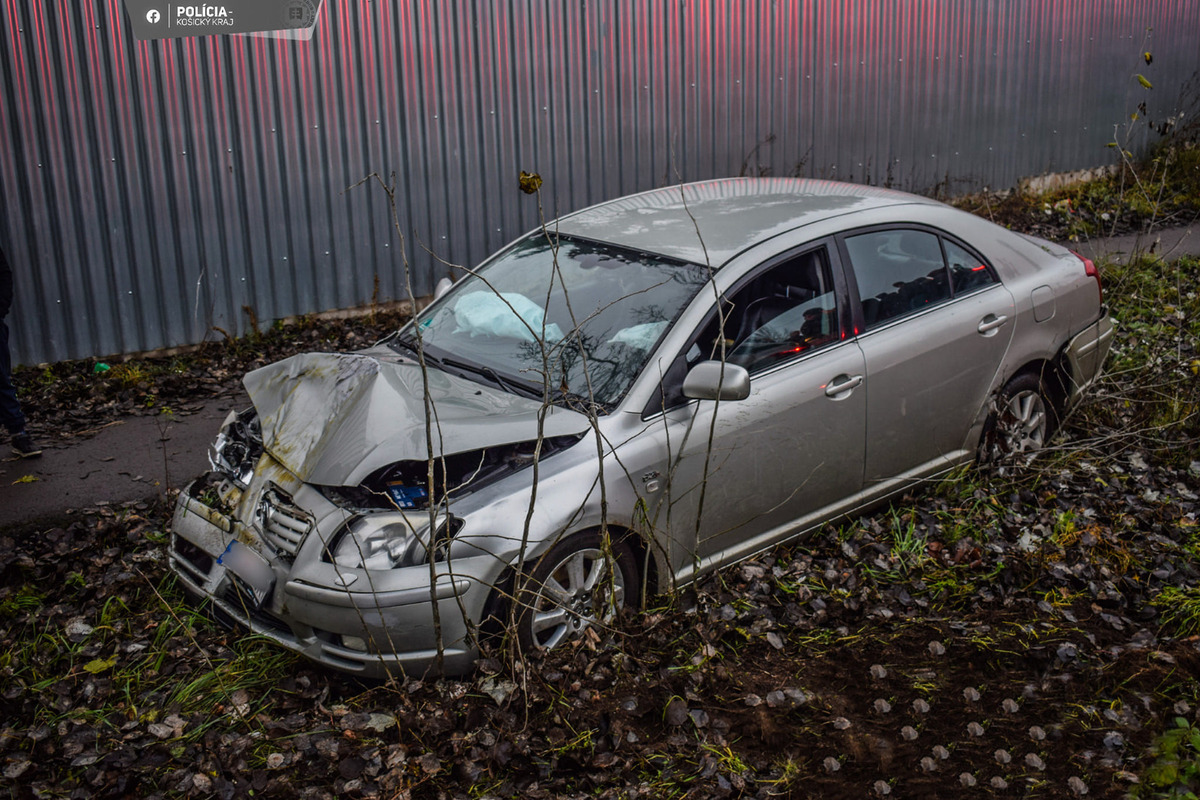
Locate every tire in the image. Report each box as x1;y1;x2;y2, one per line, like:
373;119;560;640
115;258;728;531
979;372;1058;466
515;530;638;652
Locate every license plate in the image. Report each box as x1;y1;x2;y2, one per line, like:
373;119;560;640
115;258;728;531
217;539;276;610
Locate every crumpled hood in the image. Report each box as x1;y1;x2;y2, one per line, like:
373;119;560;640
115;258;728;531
243;350;592;486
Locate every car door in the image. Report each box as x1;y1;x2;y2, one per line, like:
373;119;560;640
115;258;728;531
838;227;1016;489
644;243;867;582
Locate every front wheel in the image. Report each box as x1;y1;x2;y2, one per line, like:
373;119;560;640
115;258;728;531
515;531;638;653
979;372;1058;467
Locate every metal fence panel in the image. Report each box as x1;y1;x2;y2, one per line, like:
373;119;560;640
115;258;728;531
2;0;1197;364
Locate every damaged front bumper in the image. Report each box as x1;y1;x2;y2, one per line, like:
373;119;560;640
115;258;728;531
169;470;493;679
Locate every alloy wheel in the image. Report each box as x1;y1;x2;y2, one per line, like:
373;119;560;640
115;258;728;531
527;548;625;649
997;388;1048;454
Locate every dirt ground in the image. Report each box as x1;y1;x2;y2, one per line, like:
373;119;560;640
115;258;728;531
1;436;1198;798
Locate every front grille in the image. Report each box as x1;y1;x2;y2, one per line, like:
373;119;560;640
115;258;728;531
257;486;313;559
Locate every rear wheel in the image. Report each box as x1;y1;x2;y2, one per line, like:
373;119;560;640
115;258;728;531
516;531;637;652
980;372;1058;467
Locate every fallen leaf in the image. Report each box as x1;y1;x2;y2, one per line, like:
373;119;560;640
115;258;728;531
84;656;117;674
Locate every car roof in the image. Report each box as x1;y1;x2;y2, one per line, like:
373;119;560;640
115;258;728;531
554;177;943;266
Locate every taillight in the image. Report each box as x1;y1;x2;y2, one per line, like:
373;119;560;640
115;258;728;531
1071;251;1102;303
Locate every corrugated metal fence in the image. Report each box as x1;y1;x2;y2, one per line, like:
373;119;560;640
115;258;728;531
2;0;1198;365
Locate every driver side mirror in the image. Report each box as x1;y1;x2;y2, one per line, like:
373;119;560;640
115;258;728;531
433;277;454;301
682;361;750;401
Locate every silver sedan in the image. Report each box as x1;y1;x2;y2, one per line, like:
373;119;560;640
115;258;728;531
169;178;1112;677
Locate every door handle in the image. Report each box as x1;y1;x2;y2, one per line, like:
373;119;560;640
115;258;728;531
824;374;863;398
977;314;1009;335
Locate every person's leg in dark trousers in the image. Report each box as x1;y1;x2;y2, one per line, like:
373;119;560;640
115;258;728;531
0;317;23;432
0;317;39;457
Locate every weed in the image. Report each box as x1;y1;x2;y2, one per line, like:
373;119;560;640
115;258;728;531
764;755;803;791
98;595;132;628
108;362;151;388
701;742;751;775
909;675;938;696
466;777;508;798
790;628;842;648
1152;586;1200;638
242;305;261;338
549;727;596;757
0;584;46;615
1051;510;1079;547
889;516;930;572
1069;255;1200;466
1136;717;1200;798
861;514;931;585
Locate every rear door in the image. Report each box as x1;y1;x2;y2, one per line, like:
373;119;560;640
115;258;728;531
838;227;1016;486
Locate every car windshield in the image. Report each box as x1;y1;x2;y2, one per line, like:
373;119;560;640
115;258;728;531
399;234;710;407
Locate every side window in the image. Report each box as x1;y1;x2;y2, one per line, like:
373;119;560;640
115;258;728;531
689;247;841;375
945;239;998;295
844;229;951;329
645;245;844;416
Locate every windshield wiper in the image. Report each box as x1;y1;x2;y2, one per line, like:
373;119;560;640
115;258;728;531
441;357;543;399
388;334;442;367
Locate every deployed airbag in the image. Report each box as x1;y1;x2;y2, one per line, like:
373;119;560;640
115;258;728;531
608;321;668;350
452;292;564;342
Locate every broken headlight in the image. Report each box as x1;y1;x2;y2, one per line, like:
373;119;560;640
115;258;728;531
210;408;263;487
325;514;464;570
326;516;423;570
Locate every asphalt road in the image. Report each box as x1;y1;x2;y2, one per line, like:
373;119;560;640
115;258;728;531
0;222;1196;531
1066;224;1196;264
0;396;245;531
